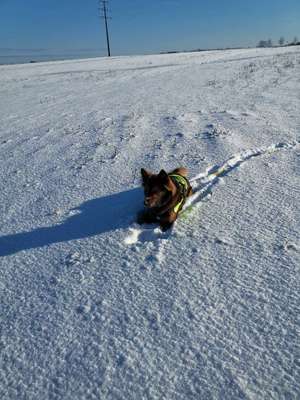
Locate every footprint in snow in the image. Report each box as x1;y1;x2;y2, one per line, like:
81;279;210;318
215;237;233;246
203;123;231;139
1;139;12;145
66;251;82;266
65;252;95;267
124;226;163;245
280;242;299;252
124;228;143;245
76;303;92;315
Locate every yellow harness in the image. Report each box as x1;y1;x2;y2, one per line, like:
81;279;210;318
169;174;190;213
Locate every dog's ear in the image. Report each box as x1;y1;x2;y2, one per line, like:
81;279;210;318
141;168;151;184
158;169;169;184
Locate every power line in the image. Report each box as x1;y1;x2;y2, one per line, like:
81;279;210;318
99;0;111;57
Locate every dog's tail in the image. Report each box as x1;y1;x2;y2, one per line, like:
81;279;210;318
170;167;188;177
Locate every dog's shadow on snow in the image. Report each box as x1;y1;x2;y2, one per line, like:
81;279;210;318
0;188;144;257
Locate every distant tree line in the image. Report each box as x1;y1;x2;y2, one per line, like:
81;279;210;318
161;36;300;55
257;36;299;48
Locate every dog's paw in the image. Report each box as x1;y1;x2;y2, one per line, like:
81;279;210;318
160;222;174;232
137;210;158;224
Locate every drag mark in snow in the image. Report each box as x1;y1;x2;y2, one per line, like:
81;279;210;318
185;140;300;212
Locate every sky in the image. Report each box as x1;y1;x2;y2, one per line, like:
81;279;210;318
0;0;299;62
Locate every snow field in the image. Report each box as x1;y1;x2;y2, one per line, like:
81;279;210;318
0;46;300;399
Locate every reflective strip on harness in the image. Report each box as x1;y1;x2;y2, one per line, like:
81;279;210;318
173;197;184;214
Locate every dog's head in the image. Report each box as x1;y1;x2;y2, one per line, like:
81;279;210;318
141;168;175;208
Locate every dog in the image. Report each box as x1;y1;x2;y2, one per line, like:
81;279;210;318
138;167;193;231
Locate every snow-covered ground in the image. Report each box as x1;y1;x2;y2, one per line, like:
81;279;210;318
0;46;300;399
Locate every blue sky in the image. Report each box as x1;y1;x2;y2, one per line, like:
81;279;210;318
0;0;299;58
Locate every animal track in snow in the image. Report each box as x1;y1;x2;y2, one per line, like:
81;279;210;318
124;226;164;246
124;225;169;266
65;251;95;267
280;242;299;252
185;140;300;212
124;228;143;245
1;139;12;145
202;123;231;139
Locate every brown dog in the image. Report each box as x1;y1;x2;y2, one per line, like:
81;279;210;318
138;167;193;231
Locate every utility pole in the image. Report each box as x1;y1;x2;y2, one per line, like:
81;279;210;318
99;0;111;57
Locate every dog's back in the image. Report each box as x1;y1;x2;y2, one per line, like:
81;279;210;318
170;167;188;177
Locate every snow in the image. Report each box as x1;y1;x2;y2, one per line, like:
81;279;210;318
0;46;300;399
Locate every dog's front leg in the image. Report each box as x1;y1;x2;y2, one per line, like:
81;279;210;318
137;209;157;225
159;211;177;231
